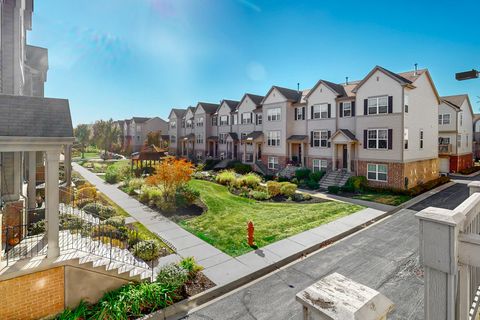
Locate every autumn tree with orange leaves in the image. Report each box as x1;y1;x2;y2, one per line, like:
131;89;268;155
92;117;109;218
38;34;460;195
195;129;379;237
145;156;194;204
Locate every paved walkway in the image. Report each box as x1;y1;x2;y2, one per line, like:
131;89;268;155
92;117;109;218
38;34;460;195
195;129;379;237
73;163;386;286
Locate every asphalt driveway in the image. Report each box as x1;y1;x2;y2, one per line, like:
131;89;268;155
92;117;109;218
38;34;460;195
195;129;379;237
408;183;469;211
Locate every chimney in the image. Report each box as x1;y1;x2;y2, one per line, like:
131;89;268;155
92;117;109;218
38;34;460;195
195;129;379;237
297;82;300;93
345;77;349;85
414;63;418;76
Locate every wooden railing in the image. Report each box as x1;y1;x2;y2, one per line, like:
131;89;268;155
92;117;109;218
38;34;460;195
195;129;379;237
416;182;480;320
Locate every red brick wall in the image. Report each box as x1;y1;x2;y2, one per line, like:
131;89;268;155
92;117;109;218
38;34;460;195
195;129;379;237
450;153;473;173
357;161;405;189
260;155;288;172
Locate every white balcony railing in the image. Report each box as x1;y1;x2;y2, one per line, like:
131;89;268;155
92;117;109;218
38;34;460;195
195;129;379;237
416;182;480;320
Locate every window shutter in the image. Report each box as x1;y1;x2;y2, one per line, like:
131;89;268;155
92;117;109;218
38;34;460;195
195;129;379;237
310;131;314;147
388;96;393;113
328;104;331;118
302;107;306;120
388;129;393;149
250;112;253;123
363;130;368;149
339;103;343;118
352;101;356;116
311;106;314;119
294;109;297;121
327;131;331;148
364;99;368;115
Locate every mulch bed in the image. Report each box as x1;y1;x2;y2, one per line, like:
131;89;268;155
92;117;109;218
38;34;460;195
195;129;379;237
181;272;216;297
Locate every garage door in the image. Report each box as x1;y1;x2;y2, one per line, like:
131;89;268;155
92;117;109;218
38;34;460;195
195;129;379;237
439;158;450;173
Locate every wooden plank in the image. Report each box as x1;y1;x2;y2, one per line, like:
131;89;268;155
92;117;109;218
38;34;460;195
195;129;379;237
459;234;480;267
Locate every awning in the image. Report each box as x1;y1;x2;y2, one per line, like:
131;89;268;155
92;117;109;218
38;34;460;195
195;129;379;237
287;135;308;142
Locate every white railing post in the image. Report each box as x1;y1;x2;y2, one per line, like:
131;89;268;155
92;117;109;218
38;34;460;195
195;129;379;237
296;273;394;320
415;207;464;320
468;181;480;195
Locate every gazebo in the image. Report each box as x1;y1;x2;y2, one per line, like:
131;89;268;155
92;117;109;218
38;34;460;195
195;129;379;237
131;144;167;175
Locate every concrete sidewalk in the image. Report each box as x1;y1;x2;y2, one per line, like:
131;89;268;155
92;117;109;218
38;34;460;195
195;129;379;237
73;163;386;286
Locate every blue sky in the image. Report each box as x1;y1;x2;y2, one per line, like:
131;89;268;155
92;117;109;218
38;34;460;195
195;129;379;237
29;0;480;125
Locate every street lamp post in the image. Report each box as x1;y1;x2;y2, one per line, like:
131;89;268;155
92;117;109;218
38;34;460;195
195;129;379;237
456;69;479;81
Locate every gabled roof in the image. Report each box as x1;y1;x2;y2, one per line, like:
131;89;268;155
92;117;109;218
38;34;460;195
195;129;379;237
227;132;239;141
132;117;151;123
236;93;265;112
442;94;473;115
0;95;73;138
169;108;187;118
352;66;414;93
197;102;220;114
262;86;302;104
330;129;358;142
243;131;264;141
305;80;347;99
221;100;240;112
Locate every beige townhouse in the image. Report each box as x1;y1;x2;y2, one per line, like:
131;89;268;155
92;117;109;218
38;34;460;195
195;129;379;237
438;94;474;173
193;102;219;160
119;116;168;153
168;65;451;190
167;108;186;156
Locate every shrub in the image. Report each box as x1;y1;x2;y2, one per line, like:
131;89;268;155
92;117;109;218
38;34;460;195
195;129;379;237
28;220;46;235
91;224;127;241
156;263;189;288
277;176;290;182
128;178;145;190
291;177;299;185
290;193;304;202
216;170;236;186
263;174;275;181
328;186;340;194
179;257;203;278
157;201;176;212
249;190;270;201
266;181;282;197
303;193;312;200
459;166;480;175
345;176;367;192
309;171;325;183
83;203;117;220
305;179;319;190
175;185;200;208
233;162;252;175
407;176;450;197
280;182;297;197
131;240;162;261
76;186;97;201
236;173;262;189
105;216;125;228
204;159;220;171
104;166;119;184
295;168;311;180
139;186;163;206
60;214;89;231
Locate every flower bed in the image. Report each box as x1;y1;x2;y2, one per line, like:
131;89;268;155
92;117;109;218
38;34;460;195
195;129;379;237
55;257;214;319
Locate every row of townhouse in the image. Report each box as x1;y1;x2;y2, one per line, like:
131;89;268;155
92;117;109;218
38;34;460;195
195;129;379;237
117;116;169;153
168;65;474;190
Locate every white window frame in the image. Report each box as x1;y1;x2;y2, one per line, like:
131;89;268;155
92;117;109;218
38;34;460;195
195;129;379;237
367;163;388;182
439;137;450;145
342;102;352;117
211;116;218;126
367;96;388;115
404;94;409;113
312;130;328;148
170;135;176;144
256;113;263;125
220;115;229;126
438;113;451;125
267;108;281;121
268;156;279;170
196;117;204;127
186;120;193;128
367;129;388;150
267;131;281;147
196;134;203;144
232;114;238;125
196;153;202;160
170;121;176;129
219;133;227;144
460;112;463;126
312;159;327;172
241;112;252;124
313;104;329;119
404;128;409;150
457;134;462;148
295;107;305;120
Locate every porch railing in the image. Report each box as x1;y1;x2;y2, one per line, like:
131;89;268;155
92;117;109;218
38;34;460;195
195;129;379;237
416;181;480;319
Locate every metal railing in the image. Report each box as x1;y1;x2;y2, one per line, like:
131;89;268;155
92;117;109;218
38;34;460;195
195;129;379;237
4;221;48;264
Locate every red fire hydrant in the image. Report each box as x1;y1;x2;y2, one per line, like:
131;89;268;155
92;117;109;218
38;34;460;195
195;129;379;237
247;221;255;247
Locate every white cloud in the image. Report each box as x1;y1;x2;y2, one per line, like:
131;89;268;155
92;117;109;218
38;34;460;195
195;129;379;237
237;0;261;12
247;61;267;81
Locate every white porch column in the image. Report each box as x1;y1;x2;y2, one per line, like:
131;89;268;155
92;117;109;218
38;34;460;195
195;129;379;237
45;150;60;258
347;143;352;173
243;143;247;162
27;151;36;210
64;145;72;188
332;143;337;171
253;143;257;162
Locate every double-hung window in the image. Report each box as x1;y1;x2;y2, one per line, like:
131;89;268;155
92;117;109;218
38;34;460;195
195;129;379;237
295;107;305;120
196;134;203;144
367;164;387;182
457;134;462;148
170;135;176;144
211;116;218;126
438;113;450;125
312;130;328;148
342;102;352;117
181;119;186;128
267;108;281;121
220;115;229;126
367;129;388;149
186;120;193;128
256;114;263;125
232;114;238;125
241;112;252;124
196;117;204;127
313;104;328;119
312;159;327;172
368;96;388;115
419;130;424;149
268;156;279;170
219;133;227;144
267;131;281;147
170;121;176;129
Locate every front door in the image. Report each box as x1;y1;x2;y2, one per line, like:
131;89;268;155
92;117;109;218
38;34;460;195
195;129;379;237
257;144;262;160
298;144;302;165
233;144;238;159
342;145;348;169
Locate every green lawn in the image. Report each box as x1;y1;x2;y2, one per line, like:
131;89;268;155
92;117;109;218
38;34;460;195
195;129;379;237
180;179;363;256
352;193;411;206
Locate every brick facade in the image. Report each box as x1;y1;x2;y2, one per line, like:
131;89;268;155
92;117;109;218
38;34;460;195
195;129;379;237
357;158;439;190
260;154;288;172
449;153;473;173
305;157;333;171
0;267;65;320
